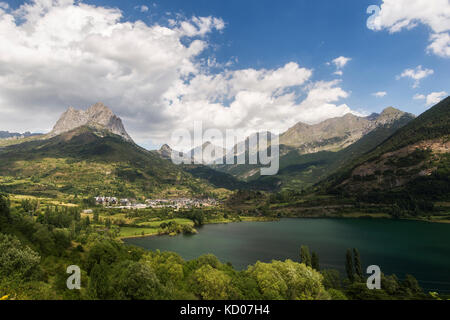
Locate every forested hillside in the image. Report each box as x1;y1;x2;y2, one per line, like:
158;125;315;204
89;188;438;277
0;126;219;199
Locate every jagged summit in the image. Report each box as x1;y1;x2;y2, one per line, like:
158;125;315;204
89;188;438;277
50;103;133;142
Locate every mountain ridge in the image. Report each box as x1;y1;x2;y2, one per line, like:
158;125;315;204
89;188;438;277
279;107;414;153
324;96;450;198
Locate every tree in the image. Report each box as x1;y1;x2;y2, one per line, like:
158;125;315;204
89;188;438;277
345;249;354;282
93;211;99;224
84;216;91;227
300;245;312;267
191;264;235;300
109;260;165;300
311;252;320;271
0;194;11;228
247;260;326;300
21;198;39;215
0;233;40;279
353;248;363;280
88;262;110;299
400;274;423;297
321;269;342;290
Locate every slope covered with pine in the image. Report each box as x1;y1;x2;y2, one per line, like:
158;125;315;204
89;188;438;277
324;97;450;210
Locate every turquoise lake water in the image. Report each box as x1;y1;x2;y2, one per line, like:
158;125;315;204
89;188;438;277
124;218;450;293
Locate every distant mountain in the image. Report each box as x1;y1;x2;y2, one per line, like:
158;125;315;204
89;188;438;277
279;107;412;153
213;108;415;188
325;96;450;200
50;102;133;142
0;131;42;139
155;142;227;164
254;110;416;190
189;141;227;165
156;144;175;160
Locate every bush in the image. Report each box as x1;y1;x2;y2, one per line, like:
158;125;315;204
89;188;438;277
0;233;41;280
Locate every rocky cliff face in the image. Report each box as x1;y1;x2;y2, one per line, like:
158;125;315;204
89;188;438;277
279;107;415;154
50;103;133;142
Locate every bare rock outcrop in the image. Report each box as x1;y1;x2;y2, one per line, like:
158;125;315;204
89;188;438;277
50;103;133;142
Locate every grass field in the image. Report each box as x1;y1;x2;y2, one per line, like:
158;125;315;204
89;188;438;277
118;218;195;238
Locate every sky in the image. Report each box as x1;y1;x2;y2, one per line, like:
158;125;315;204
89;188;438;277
0;0;449;150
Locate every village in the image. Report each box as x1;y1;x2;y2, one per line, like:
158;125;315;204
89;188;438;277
94;196;219;210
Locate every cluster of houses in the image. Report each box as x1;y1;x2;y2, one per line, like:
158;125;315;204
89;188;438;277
94;196;218;210
145;198;218;209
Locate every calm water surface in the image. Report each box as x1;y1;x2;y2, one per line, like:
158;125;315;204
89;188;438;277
124;218;450;292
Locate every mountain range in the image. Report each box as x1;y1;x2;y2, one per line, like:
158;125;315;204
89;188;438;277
0;131;41;140
212;107;416;189
279;107;412;153
0;103;223;198
0;98;448;202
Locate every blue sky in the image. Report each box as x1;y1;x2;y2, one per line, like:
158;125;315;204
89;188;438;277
80;0;450;116
0;0;448;148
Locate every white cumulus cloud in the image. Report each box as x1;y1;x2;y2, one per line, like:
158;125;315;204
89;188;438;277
329;56;351;76
413;92;448;106
397;66;434;88
425;91;448;106
367;0;450;58
0;0;358;148
332;56;352;69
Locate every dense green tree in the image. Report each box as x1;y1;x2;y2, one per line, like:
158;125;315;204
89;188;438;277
311;251;320;271
88;262;110;299
85;240;124;273
52;228;71;253
247;260;327;300
300;245;312;267
109;260;166;300
345;249;354;282
0;233;40;280
353;248;363;280
381;274;400;296
0;194;10;228
400;274;423;297
190;264;235;300
84;216;91;227
32;224;56;256
321;269;342;290
93;211;99;224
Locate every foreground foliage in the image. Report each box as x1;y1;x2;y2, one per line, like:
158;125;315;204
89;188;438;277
0;194;436;300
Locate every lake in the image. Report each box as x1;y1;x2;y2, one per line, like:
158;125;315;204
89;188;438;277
124;218;450;293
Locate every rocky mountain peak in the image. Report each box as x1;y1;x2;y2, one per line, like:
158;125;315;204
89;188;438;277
280;108;414;153
156;144;174;160
50;103;133;142
375;107;414;126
